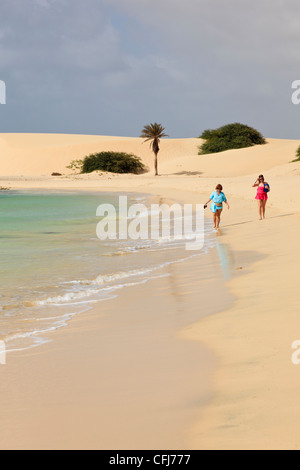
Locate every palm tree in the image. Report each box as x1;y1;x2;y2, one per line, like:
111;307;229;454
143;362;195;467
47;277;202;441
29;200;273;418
140;123;168;176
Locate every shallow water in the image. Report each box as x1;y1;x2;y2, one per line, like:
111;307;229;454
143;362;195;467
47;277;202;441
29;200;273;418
0;190;215;352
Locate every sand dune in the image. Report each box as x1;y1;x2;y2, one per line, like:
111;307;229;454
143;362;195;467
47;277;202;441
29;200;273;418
160;138;300;177
0;134;199;176
0;133;299;178
1;132;299;216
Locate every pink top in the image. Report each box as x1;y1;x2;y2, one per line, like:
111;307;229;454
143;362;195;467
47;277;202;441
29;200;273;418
255;185;268;201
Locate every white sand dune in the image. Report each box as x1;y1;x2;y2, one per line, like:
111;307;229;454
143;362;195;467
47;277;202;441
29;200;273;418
0;133;299;178
1;133;299;216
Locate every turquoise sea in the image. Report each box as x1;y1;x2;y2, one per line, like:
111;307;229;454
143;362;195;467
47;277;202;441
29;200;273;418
0;190;214;352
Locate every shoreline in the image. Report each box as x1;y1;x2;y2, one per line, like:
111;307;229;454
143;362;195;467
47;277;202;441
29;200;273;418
0;188;209;354
0;184;237;450
0;236;233;449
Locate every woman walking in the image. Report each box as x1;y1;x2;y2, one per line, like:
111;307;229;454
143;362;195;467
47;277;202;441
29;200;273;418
253;174;270;220
204;184;230;229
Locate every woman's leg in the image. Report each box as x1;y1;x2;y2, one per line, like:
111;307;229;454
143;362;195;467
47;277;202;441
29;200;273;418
213;212;217;228
216;209;222;228
257;200;263;219
262;200;267;218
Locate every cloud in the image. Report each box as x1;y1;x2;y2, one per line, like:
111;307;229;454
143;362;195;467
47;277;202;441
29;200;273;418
104;0;300;65
0;0;300;137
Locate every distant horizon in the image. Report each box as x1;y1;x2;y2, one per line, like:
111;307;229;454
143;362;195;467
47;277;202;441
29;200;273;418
0;130;299;141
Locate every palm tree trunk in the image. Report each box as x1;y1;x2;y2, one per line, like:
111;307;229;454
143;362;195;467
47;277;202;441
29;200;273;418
154;152;158;176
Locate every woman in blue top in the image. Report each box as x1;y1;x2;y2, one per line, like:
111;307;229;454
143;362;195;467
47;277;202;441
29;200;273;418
204;184;230;229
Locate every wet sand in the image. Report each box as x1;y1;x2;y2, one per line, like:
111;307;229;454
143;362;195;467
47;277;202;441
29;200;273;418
0;250;232;450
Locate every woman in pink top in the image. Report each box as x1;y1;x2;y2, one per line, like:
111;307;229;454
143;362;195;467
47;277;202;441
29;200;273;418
253;174;270;220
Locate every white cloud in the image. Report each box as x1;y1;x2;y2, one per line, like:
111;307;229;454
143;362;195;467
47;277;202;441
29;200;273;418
0;0;300;137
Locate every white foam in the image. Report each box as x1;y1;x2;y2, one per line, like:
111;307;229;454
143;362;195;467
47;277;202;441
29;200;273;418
35;273;171;306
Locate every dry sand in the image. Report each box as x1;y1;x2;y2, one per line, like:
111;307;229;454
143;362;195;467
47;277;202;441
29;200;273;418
0;133;300;449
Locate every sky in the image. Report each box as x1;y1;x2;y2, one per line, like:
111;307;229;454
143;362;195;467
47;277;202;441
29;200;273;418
0;0;300;138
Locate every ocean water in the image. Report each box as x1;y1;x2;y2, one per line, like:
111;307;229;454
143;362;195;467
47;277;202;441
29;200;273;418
0;190;214;353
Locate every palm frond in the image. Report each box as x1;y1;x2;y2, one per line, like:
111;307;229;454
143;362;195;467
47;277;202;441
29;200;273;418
140;123;168;141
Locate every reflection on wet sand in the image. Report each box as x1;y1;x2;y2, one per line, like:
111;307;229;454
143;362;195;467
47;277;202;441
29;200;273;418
216;241;234;280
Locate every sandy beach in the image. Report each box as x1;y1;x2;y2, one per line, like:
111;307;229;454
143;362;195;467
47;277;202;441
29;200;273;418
0;134;300;450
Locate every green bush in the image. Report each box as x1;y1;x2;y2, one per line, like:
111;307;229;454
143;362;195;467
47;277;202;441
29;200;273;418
200;129;214;140
66;159;84;172
199;123;266;154
292;146;300;162
81;151;146;174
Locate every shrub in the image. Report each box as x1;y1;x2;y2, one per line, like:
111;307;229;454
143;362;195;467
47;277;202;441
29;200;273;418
81;151;146;174
199;123;266;154
66;160;84;172
200;129;214;140
292;146;300;162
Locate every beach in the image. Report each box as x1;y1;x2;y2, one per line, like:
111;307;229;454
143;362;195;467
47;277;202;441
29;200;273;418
0;134;300;449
